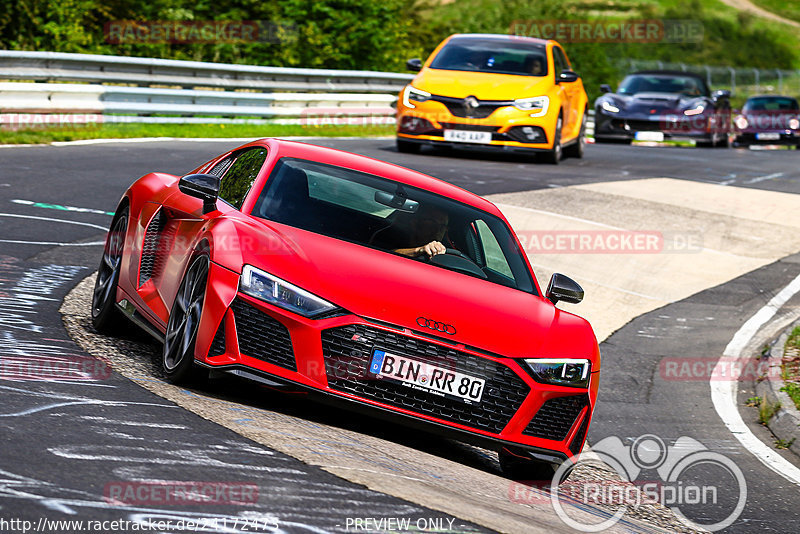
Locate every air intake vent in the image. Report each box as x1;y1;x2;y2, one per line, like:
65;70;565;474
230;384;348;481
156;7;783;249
139;210;167;287
523;394;589;441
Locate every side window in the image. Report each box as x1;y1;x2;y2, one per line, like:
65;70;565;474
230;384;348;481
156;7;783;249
475;219;514;278
217;148;268;210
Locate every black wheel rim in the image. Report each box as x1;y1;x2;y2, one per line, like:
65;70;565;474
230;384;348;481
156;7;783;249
92;214;127;317
163;256;208;372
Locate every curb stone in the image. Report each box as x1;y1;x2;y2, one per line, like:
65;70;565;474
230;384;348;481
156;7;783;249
756;321;800;457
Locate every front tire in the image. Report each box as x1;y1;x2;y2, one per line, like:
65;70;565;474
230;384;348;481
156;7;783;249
563;110;587;159
91;206;128;335
163;253;211;384
542;114;563;164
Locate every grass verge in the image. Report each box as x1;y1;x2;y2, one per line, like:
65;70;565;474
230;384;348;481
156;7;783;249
0;123;397;145
751;0;800;23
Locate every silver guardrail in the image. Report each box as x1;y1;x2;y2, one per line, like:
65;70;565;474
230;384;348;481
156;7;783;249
0;51;412;125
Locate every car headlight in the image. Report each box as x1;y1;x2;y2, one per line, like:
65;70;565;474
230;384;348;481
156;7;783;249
735;115;748;130
684;104;705;116
239;265;338;318
601;101;620;113
513;96;549;117
402;85;431;109
790;118;800;130
523;358;591;388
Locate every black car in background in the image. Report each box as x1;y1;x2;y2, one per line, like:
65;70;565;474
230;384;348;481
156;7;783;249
733;95;800;148
594;71;731;147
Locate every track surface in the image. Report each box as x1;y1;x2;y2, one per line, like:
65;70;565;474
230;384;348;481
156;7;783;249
1;139;799;532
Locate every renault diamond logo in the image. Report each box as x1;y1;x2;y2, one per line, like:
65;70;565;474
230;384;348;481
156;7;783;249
464;96;480;109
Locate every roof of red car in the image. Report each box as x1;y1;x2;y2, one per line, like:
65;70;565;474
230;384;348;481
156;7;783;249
251;138;503;216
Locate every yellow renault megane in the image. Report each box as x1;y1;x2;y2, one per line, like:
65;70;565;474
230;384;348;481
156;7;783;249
396;33;588;164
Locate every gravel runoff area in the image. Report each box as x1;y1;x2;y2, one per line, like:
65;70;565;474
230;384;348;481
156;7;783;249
755;321;800;457
61;273;708;534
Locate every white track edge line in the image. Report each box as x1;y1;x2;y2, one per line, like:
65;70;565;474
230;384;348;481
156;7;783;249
710;271;800;486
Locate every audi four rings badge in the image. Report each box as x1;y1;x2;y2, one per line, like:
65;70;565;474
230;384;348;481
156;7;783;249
417;316;456;335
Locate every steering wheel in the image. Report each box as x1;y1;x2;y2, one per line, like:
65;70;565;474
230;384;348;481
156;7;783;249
426;248;487;279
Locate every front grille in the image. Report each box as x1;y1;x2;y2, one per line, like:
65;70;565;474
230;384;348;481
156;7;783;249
523;394;589;441
431;95;511;119
231;298;296;371
139;210;167;287
321;324;530;434
613;119;663;132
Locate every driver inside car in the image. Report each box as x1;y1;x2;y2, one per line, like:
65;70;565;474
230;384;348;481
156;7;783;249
373;205;451;258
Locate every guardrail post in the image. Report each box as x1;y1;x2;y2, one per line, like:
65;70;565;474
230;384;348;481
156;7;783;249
776;69;783;93
754;69;760;94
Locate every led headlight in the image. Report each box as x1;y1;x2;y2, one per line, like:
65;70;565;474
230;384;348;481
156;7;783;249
514;96;549;117
684;104;705;116
524;358;591;388
734;115;748;130
789;118;800;130
601;101;620;113
239;265;338;318
402;85;431;109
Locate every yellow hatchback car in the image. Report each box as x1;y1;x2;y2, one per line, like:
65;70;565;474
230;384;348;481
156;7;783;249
396;33;588;163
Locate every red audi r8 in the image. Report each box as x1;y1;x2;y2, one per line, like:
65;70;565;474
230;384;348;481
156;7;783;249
92;138;599;479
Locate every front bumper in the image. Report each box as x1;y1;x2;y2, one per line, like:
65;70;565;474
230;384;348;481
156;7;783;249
198;292;597;460
733;131;800;146
594;110;729;141
396;98;557;151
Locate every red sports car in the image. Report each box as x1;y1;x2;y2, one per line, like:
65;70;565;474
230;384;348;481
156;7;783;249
92;138;600;479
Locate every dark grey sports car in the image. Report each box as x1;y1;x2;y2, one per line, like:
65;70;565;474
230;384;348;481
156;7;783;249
594;71;731;147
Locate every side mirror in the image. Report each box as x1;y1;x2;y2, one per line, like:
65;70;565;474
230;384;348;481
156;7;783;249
712;89;731;101
406;58;423;72
558;70;579;83
179;173;220;214
600;84;612;94
546;273;584;305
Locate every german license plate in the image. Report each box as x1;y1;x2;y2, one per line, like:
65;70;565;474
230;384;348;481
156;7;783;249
756;132;780;141
634;131;664;142
443;129;492;144
369;349;485;403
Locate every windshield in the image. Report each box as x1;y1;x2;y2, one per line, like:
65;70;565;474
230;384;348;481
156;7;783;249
252;158;536;293
618;74;710;97
429;37;548;77
743;97;799;111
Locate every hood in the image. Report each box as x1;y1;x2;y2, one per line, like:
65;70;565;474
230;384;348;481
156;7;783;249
414;68;552;101
239;219;597;360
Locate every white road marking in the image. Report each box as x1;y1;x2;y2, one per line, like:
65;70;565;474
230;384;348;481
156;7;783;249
0;213;107;230
711;271;800;486
745;172;783;184
0;240;105;246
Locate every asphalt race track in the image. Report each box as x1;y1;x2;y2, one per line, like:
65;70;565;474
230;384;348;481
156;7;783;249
1;138;799;533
